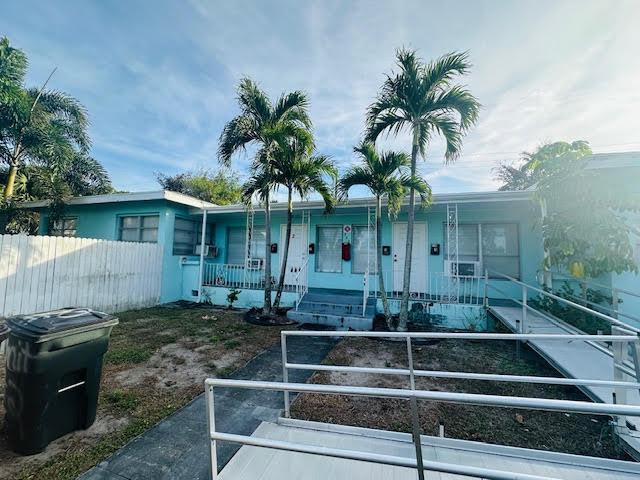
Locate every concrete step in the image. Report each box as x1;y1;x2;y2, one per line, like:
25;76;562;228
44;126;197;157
286;310;373;331
302;292;367;306
296;301;376;317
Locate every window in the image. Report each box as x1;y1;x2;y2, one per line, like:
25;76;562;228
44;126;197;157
444;222;520;279
173;217;214;255
316;226;342;273
227;226;266;264
118;215;159;243
482;223;520;278
50;217;77;237
352;226;376;274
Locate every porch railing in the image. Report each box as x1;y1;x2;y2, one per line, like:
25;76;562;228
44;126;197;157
294;256;309;310
202;263;265;290
367;271;485;306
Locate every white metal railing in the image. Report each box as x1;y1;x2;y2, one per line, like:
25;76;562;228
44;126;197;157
367;271;485;305
486;269;640;336
294;256;309;311
205;329;640;480
550;272;640;325
202;263;266;290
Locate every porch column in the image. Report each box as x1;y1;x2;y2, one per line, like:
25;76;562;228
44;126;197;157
197;208;208;302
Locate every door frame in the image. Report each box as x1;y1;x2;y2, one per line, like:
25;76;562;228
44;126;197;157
391;221;428;294
279;223;308;284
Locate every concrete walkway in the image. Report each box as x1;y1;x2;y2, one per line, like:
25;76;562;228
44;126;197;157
80;334;338;480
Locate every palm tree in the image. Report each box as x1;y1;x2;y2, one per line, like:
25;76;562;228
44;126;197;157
271;135;337;308
339;142;430;327
1;36;90;200
365;49;480;330
218;78;312;315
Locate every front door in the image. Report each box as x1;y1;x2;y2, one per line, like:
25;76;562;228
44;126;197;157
392;222;427;295
280;224;308;287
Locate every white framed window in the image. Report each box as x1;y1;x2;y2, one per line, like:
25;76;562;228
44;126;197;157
50;217;77;237
226;226;266;264
352;226;376;274
118;215;159;243
173;217;214;255
444;222;520;279
316;226;342;273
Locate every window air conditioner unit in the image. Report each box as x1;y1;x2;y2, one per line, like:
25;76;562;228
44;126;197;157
195;244;218;257
247;258;264;269
444;260;480;277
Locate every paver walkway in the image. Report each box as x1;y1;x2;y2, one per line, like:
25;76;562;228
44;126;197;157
79;334;338;480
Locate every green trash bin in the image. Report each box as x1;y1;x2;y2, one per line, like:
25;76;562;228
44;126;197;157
4;308;118;454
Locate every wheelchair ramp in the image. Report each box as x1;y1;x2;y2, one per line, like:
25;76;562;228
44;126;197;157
218;418;640;480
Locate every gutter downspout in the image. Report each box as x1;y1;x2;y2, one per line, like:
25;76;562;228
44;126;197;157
197;208;208;302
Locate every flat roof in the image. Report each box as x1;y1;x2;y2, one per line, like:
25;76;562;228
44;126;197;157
199;190;533;214
20;190;215;209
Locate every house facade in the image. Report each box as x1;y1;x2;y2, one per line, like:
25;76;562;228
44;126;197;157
21;152;640;328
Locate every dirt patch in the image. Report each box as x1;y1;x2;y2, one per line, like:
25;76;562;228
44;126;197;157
0;306;293;480
291;337;629;460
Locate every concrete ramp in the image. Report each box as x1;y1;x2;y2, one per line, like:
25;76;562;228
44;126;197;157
219;418;640;479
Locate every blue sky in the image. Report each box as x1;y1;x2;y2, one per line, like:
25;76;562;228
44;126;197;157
2;0;640;197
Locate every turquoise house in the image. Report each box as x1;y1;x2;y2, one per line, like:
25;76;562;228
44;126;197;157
21;152;640;329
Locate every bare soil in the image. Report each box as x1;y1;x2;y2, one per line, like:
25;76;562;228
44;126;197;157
0;305;293;480
291;336;629;460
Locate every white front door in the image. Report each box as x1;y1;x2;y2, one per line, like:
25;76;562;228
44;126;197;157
392;222;427;295
280;224;308;286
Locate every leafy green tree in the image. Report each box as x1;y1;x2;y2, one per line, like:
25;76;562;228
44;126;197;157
218;77;312;315
269;135;336;308
365;49;479;330
156;169;242;205
494;141;591;191
339;142;431;326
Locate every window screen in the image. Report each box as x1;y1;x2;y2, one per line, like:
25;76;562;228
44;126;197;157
316;226;342;273
227;226;266;264
352;226;376;274
446;224;479;262
118;215;159;243
50;217;77;237
173;217;214;255
482;223;519;278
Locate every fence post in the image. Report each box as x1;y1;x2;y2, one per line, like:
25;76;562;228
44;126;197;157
205;383;218;480
406;337;425;480
612;327;628;433
483;269;489;308
522;285;528;334
281;332;290;418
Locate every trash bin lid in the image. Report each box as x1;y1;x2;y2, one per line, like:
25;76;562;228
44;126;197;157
7;308;118;343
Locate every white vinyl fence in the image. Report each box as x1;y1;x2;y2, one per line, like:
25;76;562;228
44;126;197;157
0;234;163;317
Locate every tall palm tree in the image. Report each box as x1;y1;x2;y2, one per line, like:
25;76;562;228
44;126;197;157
365;49;480;330
339;142;430;327
271;135;337;308
218;78;312;315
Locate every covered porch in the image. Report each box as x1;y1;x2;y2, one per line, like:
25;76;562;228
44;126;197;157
185;191;539;314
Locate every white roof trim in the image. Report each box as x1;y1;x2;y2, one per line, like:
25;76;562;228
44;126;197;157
20;190;215;209
197;190;533;214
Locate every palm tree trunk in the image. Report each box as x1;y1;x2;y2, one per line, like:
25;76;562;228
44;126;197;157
376;196;391;325
263;192;272;315
399;133;419;330
274;188;293;309
3;163;18;199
